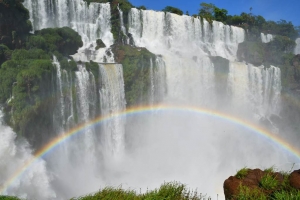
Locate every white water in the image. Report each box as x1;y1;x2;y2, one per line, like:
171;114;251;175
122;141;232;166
2;4;299;200
126;9;296;199
227;63;281;118
0;111;55;199
99;64;126;157
261;33;274;43
295;38;300;54
117;5;129;44
24;0;114;62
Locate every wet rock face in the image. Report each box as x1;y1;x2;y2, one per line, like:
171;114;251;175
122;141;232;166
223;168;300;200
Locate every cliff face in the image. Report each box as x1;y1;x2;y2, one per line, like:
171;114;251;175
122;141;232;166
0;0;299;149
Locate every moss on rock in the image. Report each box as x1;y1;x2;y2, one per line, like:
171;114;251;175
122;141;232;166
112;44;157;106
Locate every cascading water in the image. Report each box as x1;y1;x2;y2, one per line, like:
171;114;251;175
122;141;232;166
0;110;55;200
24;0;114;62
227;62;281;118
117;5;129;44
127;8;282;118
261;33;274;43
2;3;299;200
295;38;300;54
99;64;126;157
125;8;295;198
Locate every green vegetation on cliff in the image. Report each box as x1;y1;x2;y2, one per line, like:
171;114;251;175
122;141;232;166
84;0;134;44
112;44;157;106
0;0;84;146
162;6;183;16
0;0;32;49
198;2;299;41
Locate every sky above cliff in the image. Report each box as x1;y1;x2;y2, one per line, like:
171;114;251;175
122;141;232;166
130;0;300;26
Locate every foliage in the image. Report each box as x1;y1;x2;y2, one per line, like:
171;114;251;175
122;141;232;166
273;189;300;200
237;41;265;66
109;0;133;43
27;27;83;56
259;173;278;190
233;167;300;200
264;166;276;173
214;7;228;22
137;5;146;10
235;185;266;200
0;196;21;200
198;2;215;21
198;3;228;23
112;45;156;106
162;6;183;16
95;39;106;50
0;44;12;65
72;182;205;200
0;0;32;49
235;167;249;179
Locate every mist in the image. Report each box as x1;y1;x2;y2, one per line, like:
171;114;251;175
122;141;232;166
1;1;300;200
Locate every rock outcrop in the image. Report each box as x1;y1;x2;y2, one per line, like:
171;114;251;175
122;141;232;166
224;168;300;199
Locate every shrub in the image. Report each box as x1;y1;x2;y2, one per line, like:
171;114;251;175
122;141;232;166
235;167;249;179
259;173;278;190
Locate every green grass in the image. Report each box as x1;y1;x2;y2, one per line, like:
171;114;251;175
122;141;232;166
235;167;249;179
234;166;300;200
72;182;206;200
0;196;21;200
234;185;267;200
264;166;276;173
272;190;300;200
259;173;278;190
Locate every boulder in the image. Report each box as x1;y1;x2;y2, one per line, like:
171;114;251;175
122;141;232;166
224;168;300;199
289;169;300;189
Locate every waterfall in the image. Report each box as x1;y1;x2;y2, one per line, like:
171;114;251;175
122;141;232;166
117;5;129;44
0;110;55;200
261;33;274;43
52;56;68;135
128;9;244;61
295;38;300;54
23;0;114;62
99;64;126;157
227;62;281;118
75;64;98;155
149;56;167;105
2;3;294;200
128;8;281;117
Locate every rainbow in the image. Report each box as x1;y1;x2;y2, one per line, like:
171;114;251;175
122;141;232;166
1;104;300;194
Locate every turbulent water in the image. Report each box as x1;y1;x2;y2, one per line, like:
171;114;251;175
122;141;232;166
1;1;299;200
0;111;55;199
261;33;274;43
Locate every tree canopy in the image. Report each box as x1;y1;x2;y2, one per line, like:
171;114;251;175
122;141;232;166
162;6;183;16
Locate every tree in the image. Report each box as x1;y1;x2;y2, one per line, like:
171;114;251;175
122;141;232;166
199;2;215;21
162;6;183;15
214;7;228;22
199;2;228;23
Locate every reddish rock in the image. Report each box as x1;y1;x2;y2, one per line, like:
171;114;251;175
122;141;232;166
289;169;300;189
223;176;241;199
223;168;300;199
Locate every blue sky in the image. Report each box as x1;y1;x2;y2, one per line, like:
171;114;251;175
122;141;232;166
129;0;300;26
